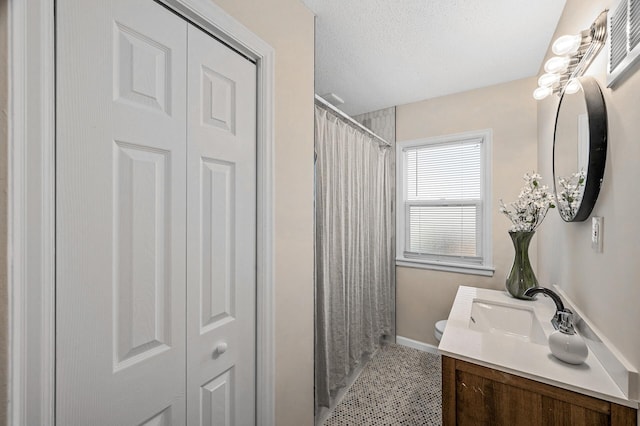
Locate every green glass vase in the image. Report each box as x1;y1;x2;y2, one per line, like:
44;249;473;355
505;231;538;299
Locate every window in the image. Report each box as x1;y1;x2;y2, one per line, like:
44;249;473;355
396;130;494;276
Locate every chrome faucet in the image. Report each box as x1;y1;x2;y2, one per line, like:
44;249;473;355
523;286;575;333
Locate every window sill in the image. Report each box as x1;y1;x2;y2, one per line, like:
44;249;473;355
396;258;495;277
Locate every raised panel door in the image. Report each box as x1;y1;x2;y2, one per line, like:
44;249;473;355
186;25;257;426
56;1;187;424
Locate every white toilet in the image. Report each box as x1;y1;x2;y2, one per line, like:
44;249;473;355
434;319;448;343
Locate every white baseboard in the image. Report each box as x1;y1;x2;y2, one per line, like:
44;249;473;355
396;336;440;355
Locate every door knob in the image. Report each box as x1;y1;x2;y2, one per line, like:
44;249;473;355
214;342;228;356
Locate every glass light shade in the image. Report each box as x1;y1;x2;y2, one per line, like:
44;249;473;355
538;73;560;87
544;56;571;74
552;34;582;55
564;79;581;94
533;86;552;100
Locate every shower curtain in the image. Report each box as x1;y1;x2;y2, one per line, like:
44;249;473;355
314;105;394;410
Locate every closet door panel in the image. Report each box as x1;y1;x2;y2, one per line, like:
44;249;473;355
186;24;257;426
56;1;187;424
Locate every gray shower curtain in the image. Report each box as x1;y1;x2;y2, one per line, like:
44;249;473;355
314;105;393;410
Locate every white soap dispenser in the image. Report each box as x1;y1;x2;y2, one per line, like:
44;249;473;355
548;310;588;365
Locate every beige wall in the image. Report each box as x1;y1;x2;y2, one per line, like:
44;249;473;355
395;77;539;345
537;0;640;393
210;1;315;424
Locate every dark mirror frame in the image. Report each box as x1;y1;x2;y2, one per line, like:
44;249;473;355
553;76;608;222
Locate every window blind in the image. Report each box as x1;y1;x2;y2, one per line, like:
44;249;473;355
404;139;482;260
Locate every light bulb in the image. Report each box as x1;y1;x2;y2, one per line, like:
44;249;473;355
552;34;583;55
544;56;571;74
538;73;560;87
533;86;552;100
565;79;581;94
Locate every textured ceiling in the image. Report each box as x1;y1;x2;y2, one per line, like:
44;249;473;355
301;0;567;115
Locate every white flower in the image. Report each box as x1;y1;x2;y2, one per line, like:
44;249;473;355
557;170;586;219
499;171;556;232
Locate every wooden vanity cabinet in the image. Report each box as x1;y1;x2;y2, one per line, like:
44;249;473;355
442;356;637;426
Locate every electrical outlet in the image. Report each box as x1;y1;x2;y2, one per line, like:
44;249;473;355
592;217;603;253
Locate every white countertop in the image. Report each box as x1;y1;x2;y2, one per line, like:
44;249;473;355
438;286;638;409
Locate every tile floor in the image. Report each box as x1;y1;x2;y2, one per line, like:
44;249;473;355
324;344;442;425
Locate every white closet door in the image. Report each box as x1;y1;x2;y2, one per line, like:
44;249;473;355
56;1;188;424
186;25;257;426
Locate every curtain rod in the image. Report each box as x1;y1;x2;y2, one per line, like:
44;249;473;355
314;95;391;147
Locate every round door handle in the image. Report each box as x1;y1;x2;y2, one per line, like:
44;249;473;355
214;342;228;355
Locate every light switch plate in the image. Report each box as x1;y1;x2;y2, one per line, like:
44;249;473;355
592;217;603;253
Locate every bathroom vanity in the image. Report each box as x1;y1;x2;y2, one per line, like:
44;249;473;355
439;286;639;426
442;356;635;425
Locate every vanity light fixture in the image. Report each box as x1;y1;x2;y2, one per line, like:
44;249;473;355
533;86;553;100
533;10;608;100
538;72;561;87
552;34;583;55
564;79;581;94
544;56;572;74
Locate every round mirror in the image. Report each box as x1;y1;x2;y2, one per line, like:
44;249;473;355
553;76;607;222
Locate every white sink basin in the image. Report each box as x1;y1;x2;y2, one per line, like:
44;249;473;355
469;298;547;345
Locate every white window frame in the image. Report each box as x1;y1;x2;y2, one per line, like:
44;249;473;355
396;129;494;276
